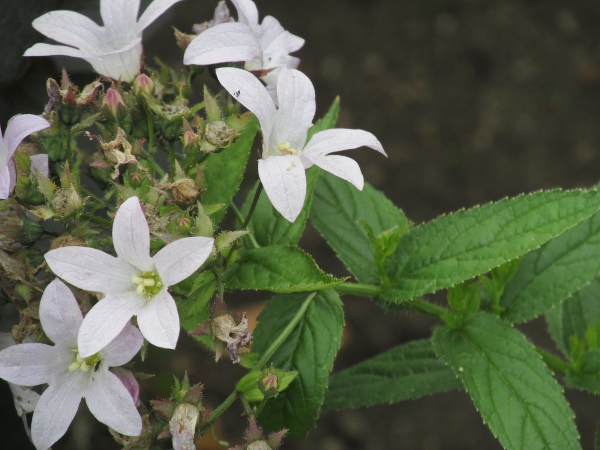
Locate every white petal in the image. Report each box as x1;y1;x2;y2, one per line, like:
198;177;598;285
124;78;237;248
101;322;143;367
258;155;306;222
303;128;386;158
0;164;11;199
261;17;304;55
100;0;140;48
137;290;180;349
308;154;364;190
87;38;143;82
32;372;86;450
184;22;262;67
153;237;214;286
39;279;82;347
216;67;276;141
5;114;50;157
86;369;142;436
0;344;60;386
7;159;16;194
9;384;40;416
45;246;137;294
23;42;86;58
30;154;49;178
272;68;315;151
78;292;146;358
31;10;105;54
231;0;259;27
137;0;184;33
112;197;153;272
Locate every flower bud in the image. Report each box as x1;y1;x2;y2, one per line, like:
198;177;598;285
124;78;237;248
204;121;238;148
133;73;155;96
102;88;125;117
169;178;200;205
50;188;82;218
176;216;192;234
50;234;86;250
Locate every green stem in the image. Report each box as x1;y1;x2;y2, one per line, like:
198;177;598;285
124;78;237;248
335;282;381;297
230;202;260;249
404;299;449;318
80;213;113;228
537;347;569;375
202;390;238;431
242;184;263;229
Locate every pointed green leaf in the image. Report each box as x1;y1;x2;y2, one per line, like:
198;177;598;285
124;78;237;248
311;171;409;284
176;271;216;339
324;339;461;410
224;246;343;293
565;349;600;394
253;290;344;437
433;313;581;450
200;114;258;224
242;167;319;246
383;189;600;303
501;211;600;323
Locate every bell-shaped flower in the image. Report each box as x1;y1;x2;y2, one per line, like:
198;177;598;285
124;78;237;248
24;0;184;82
0;279;143;450
216;67;386;222
0;114;50;200
45;196;214;357
184;0;304;89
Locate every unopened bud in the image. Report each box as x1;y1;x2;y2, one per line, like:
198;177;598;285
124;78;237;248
177;216;192;233
133;74;155;96
103;88;124;117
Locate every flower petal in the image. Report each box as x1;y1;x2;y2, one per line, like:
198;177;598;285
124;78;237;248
101;322;143;367
0;343;60;386
5;114;50;157
86;38;143;82
306;154;364;190
0;164;11;200
7;159;16;194
302;128;386;158
86;369;142;436
39;279;82;347
272;68;315;151
231;0;259;27
23;43;86;58
100;0;140;48
30;154;49;179
111;367;140;406
78;292;146;358
45;246;137;294
9;384;40;416
112;196;153;272
258;155;306;222
184;22;262;67
31;372;86;450
261;16;304;55
30;10;105;54
153;237;214;286
136;290;180;349
137;0;184;33
216;67;276;142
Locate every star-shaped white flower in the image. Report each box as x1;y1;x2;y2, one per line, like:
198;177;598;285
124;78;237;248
0;279;143;450
0;114;50;200
184;0;304;89
45;196;214;357
24;0;184;82
216;67;387;222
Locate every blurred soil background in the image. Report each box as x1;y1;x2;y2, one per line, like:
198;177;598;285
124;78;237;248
3;0;600;449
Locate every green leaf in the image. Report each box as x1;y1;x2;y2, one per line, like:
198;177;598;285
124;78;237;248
236;370;298;403
306;96;340;142
224;246;343;293
176;271;216;343
324;339;461;410
501;211;600;323
200;114;258;224
311;171;409;284
383;189;600;303
253;290;344;437
433;313;581;450
546;278;600;355
565;349;600;394
243;167;319;246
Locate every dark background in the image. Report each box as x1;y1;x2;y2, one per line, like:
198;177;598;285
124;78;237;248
3;0;600;448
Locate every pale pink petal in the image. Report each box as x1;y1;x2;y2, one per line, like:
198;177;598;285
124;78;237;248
153;237;214;286
78;293;146;358
258;155;306;222
30;154;49;178
30;10;105;54
231;0;259;27
10;384;40;416
0;163;12;199
112;197;153;272
45;247;137;294
136;290;180;349
216;67;276;142
259;15;285;48
86;369;142;436
86;38;143;82
111;367;140;406
7;159;16;193
303;128;386;158
137;0;184;33
31;372;86;450
0;344;62;386
261;17;304;54
184;22;262;67
5;114;50;157
307;154;364;190
23;42;86;58
39;279;82;346
272;68;315;152
101;322;143;367
100;0;140;47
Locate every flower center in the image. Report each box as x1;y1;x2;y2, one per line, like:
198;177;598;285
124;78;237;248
68;349;101;372
132;271;163;299
275;141;297;156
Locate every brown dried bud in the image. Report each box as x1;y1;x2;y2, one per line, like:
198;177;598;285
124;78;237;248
169;403;200;450
169;178;200;204
173;27;196;50
204;121;238;147
50;235;86;250
50;188;82;217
